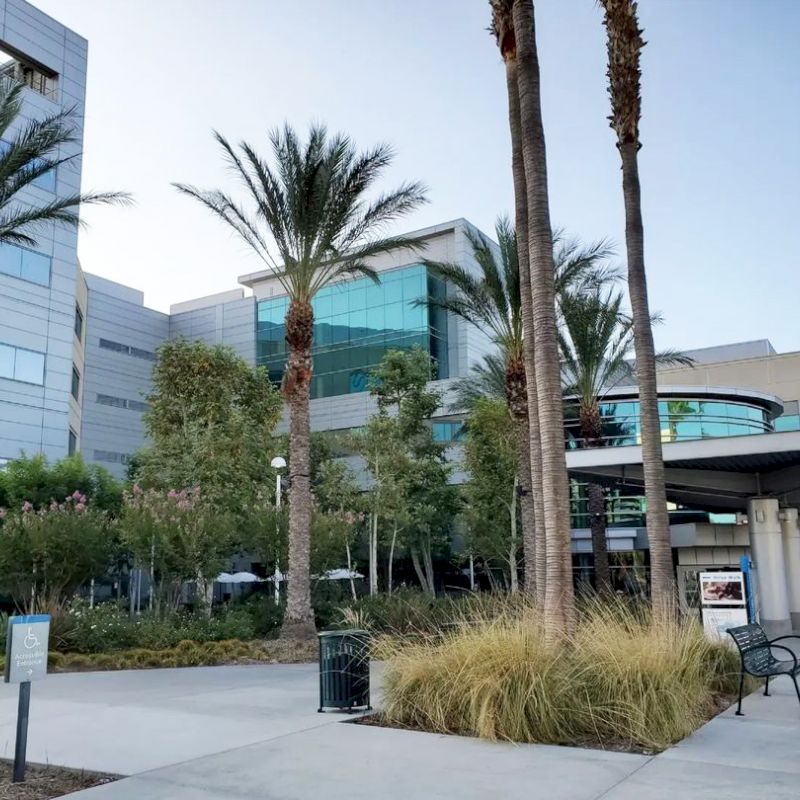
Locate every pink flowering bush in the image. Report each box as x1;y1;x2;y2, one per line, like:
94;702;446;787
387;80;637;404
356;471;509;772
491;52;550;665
119;486;234;612
0;491;113;613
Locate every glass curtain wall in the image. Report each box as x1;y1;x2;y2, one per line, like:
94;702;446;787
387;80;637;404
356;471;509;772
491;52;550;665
256;264;449;399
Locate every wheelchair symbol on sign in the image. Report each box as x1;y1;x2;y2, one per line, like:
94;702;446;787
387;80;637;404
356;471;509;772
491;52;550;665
23;627;40;649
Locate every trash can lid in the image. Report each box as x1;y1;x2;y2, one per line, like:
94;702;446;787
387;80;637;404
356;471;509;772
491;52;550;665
318;629;370;637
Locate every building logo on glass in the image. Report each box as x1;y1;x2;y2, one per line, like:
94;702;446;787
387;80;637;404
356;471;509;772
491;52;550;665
4;615;50;684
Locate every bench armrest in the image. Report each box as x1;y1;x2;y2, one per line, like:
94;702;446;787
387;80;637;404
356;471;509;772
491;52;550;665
770;634;800;646
769;643;799;671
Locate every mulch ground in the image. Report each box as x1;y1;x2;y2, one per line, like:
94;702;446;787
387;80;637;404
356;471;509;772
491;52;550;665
0;761;116;799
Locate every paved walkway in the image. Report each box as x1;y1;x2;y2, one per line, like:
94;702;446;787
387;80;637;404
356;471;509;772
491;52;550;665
0;662;797;799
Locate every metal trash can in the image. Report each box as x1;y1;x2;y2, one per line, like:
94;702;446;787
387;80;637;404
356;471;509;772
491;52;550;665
318;629;371;713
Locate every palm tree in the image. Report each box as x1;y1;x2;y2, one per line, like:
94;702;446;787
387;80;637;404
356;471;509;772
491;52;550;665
175;124;426;639
511;0;575;639
600;0;674;612
491;0;545;606
560;288;693;595
426;220;614;598
0;78;128;245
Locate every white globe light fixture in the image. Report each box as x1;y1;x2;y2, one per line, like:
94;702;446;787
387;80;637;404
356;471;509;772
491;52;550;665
269;455;287;605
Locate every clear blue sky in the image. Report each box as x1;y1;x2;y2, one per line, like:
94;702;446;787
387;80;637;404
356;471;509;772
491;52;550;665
36;0;800;352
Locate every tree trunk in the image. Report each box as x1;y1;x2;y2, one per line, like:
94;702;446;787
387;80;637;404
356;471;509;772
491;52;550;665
345;541;357;601
280;298;316;640
505;53;546;610
618;141;674;614
513;0;575;640
509;477;519;593
369;513;379;596
512;412;537;598
422;542;436;597
387;522;398;595
587;481;611;594
410;547;433;595
580;402;611;595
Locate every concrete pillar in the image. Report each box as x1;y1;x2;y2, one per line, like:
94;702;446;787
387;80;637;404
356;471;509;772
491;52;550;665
780;508;800;631
748;498;791;636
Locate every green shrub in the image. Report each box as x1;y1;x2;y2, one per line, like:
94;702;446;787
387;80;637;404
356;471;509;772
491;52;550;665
64;601;258;653
380;599;749;752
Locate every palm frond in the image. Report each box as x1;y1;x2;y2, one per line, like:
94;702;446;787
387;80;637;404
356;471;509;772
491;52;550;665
448;351;507;413
176;123;426;304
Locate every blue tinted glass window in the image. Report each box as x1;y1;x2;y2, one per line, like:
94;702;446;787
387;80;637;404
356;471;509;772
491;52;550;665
13;348;45;384
314;293;333;319
0;244;21;278
366;282;384;307
20;249;50;285
0;344;14;379
384;302;404;330
349;286;367;311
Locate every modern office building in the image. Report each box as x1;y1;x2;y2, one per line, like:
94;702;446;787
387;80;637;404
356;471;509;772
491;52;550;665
3;0;800;629
0;0;88;466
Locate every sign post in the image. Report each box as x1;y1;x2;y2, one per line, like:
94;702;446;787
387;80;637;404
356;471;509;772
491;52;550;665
4;614;50;783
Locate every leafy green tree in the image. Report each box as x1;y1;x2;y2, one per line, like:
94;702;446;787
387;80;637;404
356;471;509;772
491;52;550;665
0;454;122;513
0;491;113;612
0;78;129;245
119;486;234;614
363;348;458;595
175;123;426;638
134;339;282;509
462;398;520;591
313;459;365;598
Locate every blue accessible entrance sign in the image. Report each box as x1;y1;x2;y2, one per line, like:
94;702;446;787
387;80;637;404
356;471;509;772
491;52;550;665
5;615;50;684
4;614;50;783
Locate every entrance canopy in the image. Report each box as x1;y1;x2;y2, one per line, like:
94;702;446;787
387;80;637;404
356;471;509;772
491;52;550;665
567;430;800;512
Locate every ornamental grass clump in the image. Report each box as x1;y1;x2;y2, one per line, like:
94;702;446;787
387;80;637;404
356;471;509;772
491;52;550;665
380;598;743;752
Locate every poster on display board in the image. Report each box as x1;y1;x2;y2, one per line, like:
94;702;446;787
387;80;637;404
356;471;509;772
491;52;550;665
702;607;749;642
699;571;746;606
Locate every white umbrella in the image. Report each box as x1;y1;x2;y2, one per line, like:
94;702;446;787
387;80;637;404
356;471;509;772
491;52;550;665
228;571;263;584
265;571;287;583
215;572;236;583
318;568;364;581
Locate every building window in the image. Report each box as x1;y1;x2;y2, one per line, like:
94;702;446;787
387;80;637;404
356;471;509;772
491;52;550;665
99;338;156;361
96;393;149;412
0;342;45;385
0;46;58;100
255;264;449;399
71;365;80;401
74;304;84;341
93;449;130;465
0;242;51;286
68;428;77;456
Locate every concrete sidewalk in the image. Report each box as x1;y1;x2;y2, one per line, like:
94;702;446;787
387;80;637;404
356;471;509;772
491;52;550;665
1;662;797;799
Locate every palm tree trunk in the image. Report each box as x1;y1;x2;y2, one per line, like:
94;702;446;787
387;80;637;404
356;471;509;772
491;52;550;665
280;300;316;640
512;413;536;596
505;52;546;610
586;482;611;594
513;0;575;639
618;141;674;613
509;476;519;593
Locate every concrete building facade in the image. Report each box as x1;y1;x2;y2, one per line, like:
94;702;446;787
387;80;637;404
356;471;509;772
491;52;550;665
0;0;87;465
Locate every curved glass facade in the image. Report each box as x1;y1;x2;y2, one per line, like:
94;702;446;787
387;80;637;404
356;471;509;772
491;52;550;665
256;264;448;399
564;397;773;449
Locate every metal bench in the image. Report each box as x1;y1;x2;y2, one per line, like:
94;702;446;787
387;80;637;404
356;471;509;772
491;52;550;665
727;623;800;715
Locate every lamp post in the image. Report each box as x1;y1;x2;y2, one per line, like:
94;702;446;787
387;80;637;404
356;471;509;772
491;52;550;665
270;456;286;606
